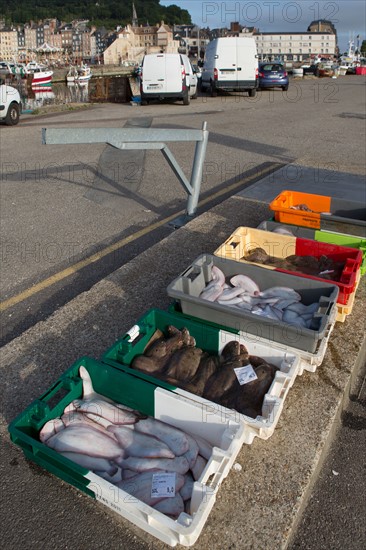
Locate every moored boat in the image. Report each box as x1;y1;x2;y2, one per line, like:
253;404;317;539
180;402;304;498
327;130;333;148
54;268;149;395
66;64;92;83
24;62;53;86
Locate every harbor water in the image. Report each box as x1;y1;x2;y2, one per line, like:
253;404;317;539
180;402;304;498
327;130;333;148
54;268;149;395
3;74;133;112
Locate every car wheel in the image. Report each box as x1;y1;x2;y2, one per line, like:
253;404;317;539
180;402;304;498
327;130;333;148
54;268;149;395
210;81;217;97
5;102;20;126
183;92;190;105
248;88;256;98
282;85;289;91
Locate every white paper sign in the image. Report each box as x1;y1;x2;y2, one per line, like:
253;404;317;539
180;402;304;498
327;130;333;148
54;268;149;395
151;472;176;498
234;364;258;385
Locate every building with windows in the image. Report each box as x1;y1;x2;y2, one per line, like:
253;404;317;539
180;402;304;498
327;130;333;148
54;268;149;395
103;22;177;65
253;31;337;62
173;24;209;59
0;27;18;61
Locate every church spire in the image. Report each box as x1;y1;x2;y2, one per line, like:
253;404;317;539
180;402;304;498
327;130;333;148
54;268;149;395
132;3;138;27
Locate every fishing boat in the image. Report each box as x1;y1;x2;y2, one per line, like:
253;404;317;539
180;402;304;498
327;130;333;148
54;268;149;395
24;62;53;86
66;64;92;83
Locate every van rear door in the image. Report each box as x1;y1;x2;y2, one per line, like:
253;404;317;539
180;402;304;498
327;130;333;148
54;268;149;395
215;38;239;84
142;54;183;94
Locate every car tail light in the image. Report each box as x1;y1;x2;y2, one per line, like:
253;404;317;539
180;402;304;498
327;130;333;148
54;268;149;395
283;71;288;77
258;72;264;78
214;68;218;80
255;67;259;78
181;65;186;80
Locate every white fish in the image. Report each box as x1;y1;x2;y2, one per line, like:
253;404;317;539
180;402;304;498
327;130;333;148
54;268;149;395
286;301;318;315
107;425;175;459
45;425;123;459
219;286;247;300
258;287;301;300
191;433;213;461
117;471;185;507
191;455;207;481
230;274;260;295
200;282;224;302
153;493;185;517
218;296;245;305
39;418;65;443
273;226;295;236
71;398;139;425
79;366;145;417
183;434;199;469
120;456;190;475
59;451;118;475
61;411;117;440
274;298;300;310
122;469;138;480
211;265;225;285
95;468;123;484
283;310;308;327
180;473;195;501
134;418;190;456
251;305;278;320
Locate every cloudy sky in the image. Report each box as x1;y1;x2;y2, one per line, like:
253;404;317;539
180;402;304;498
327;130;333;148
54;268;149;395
161;0;365;52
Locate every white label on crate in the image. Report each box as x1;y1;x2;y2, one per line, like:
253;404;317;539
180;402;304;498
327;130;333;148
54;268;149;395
151;472;176;498
234;364;257;385
126;324;140;341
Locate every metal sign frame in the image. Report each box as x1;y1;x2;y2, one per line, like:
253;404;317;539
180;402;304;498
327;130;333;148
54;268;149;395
42;122;209;216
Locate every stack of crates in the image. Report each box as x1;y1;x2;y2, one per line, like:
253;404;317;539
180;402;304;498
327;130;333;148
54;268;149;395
267;190;366;321
7;189;365;547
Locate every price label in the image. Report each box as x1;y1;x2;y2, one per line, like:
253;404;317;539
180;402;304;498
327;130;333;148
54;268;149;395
234;364;257;386
151;472;176;499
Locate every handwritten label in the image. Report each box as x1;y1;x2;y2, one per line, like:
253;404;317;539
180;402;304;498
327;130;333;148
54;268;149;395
151;472;176;498
234;364;257;385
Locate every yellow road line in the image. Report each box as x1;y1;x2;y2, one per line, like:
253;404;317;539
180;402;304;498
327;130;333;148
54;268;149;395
0;163;280;311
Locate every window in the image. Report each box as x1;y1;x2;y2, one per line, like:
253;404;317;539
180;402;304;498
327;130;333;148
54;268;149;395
309;49;311;53
289;48;292;53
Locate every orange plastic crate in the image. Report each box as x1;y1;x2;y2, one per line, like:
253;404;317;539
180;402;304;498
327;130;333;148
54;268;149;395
270;191;331;229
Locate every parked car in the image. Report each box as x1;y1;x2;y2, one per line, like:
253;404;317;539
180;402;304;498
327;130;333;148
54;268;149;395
258;62;289;91
140;53;197;105
302;64;318;75
0;83;22;125
201;37;258;97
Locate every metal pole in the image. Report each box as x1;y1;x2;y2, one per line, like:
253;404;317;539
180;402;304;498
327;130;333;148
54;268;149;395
186;121;209;216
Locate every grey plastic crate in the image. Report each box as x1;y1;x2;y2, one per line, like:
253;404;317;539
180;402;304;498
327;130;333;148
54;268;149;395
167;254;339;354
257;220;317;239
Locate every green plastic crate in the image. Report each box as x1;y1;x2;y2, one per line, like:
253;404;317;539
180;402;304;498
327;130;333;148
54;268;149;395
102;308;302;442
8;356;247;547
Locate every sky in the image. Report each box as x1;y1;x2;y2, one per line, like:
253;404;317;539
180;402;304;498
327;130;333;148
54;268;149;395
161;0;366;53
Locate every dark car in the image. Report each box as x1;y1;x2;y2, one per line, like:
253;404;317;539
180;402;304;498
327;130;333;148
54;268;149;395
258;62;289;91
302;64;318;75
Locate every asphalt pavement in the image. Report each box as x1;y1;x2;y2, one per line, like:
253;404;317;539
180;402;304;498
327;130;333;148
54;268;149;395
1;75;365;549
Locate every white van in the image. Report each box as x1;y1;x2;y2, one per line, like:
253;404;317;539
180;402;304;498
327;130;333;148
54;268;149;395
201;37;258;97
140;53;198;105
